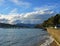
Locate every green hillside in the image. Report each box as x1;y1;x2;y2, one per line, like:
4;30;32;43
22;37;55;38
35;14;60;29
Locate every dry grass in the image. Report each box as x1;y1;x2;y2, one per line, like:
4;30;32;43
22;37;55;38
47;28;60;46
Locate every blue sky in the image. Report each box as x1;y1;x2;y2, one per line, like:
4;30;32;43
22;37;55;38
0;0;60;14
0;0;60;24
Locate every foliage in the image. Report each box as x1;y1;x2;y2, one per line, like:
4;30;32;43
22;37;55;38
42;14;60;27
35;14;60;28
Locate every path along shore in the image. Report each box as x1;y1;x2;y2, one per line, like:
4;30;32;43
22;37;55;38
47;28;60;46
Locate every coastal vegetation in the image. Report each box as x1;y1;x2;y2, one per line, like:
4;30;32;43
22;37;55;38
35;14;60;28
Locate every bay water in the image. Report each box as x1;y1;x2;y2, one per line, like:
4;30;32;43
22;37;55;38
0;28;53;46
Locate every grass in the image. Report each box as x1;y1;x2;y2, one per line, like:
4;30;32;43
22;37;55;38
47;28;60;46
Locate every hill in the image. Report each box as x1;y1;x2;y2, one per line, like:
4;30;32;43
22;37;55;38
0;23;23;28
0;23;35;28
35;14;60;29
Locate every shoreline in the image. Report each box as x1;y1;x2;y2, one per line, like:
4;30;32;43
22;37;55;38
50;41;58;46
47;28;60;46
40;36;54;46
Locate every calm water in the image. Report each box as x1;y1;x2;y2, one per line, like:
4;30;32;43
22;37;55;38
0;28;51;46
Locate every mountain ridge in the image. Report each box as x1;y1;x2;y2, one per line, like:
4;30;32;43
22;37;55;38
0;23;36;28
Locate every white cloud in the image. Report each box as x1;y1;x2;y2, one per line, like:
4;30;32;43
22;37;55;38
0;5;56;24
34;5;55;11
10;0;31;8
23;9;54;19
0;0;5;6
19;19;42;24
0;8;55;24
9;8;18;15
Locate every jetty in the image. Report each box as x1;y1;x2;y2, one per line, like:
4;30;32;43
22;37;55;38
47;28;60;46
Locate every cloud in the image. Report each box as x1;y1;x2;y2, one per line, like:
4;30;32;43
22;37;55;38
23;9;54;19
0;0;5;6
8;8;18;15
0;18;9;23
10;0;31;8
0;5;56;24
18;19;42;24
34;5;55;11
0;7;55;24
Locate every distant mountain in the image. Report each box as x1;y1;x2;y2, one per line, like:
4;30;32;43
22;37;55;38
0;23;22;28
0;23;36;28
16;23;36;28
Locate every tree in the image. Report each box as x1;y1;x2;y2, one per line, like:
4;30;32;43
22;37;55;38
53;14;60;25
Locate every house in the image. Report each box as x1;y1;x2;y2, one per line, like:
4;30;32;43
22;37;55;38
54;26;57;29
54;24;60;29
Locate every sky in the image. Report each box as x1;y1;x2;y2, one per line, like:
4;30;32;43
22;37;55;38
0;0;60;24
